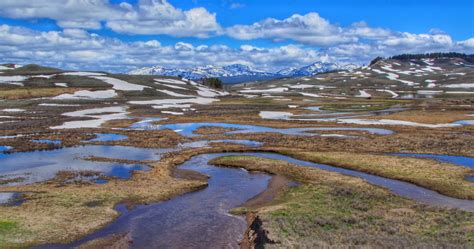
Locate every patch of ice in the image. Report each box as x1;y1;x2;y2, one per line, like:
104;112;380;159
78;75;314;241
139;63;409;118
288;105;299;108
53;90;117;100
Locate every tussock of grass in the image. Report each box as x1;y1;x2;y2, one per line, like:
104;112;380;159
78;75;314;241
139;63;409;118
211;155;474;247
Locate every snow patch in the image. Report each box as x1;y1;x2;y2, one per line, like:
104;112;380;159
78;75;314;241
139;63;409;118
54;83;68;87
53;90;117;100
91;76;149;91
1;109;25;112
443;83;474;89
62;72;106;76
356;90;371;98
51;106;129;129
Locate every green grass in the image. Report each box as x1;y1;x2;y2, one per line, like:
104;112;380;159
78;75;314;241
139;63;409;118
0;220;17;232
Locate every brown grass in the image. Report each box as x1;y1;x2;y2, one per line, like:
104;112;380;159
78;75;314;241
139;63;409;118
274;150;474;199
0;87;80;99
211;155;474;247
366;110;474;123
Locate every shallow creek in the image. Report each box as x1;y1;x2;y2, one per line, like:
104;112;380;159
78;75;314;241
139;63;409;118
39;153;272;249
43;152;474;248
129;121;394;136
0;139;262;186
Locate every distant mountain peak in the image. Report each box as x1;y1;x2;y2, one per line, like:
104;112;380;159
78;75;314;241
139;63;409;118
129;62;360;79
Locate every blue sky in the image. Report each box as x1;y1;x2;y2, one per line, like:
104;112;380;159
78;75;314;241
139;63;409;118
0;0;472;72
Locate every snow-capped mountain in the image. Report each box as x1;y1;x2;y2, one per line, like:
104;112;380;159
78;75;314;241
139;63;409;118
129;64;274;79
129;62;360;79
278;62;359;76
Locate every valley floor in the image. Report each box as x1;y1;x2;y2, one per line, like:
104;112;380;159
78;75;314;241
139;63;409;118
0;78;473;248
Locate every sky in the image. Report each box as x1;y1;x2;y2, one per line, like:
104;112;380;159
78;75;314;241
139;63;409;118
0;0;472;72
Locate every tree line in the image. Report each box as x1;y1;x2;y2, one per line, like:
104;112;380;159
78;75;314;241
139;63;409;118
370;52;474;65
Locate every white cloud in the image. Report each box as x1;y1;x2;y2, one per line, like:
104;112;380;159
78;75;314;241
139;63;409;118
0;24;326;72
458;38;474;48
106;1;221;37
225;13;400;46
0;0;220;37
226;13;354;45
225;11;472;56
0;23;471;72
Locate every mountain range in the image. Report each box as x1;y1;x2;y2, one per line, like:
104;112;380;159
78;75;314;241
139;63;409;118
129;62;359;81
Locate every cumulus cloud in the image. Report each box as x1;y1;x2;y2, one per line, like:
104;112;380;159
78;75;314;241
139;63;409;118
225;13;398;46
224;11;470;55
0;0;220;37
106;0;221;37
0;24;326;72
226;13;354;45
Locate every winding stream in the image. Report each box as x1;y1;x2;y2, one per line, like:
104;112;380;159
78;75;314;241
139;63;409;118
43;152;474;248
130;121;394;136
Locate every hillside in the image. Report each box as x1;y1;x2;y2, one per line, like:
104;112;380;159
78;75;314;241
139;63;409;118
232;55;474;99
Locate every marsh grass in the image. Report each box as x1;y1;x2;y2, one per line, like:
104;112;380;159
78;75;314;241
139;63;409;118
211;155;474;247
276;150;474;199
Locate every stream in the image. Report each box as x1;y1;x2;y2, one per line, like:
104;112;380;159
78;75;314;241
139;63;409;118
41;152;474;248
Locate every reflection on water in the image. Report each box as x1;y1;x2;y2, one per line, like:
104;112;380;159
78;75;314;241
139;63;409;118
40;153;272;249
43;152;474;249
0;192;17;205
0;145;11;152
132;121;393;137
0;145;170;186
